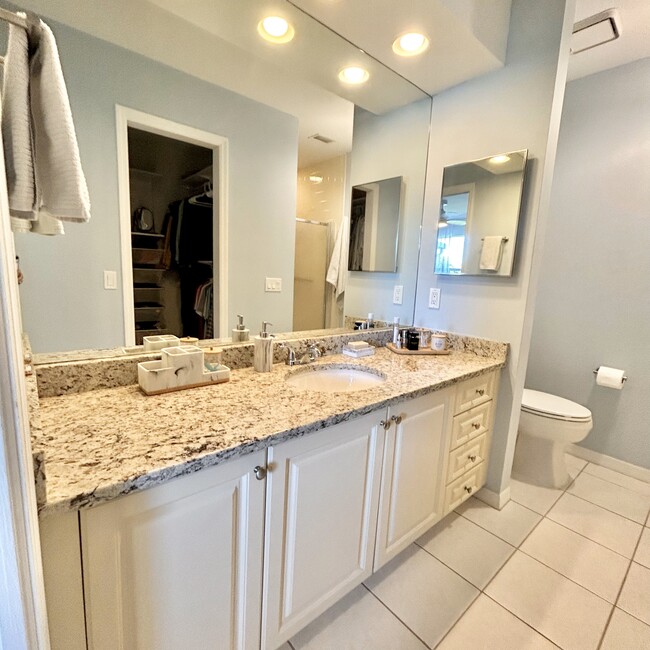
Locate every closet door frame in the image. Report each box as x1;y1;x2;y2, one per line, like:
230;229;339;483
115;105;229;345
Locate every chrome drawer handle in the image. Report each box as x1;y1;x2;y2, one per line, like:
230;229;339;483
380;419;391;431
464;486;473;494
468;455;477;462
253;466;267;480
472;422;481;429
391;415;403;425
475;389;485;396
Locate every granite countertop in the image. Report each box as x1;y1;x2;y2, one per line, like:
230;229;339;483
33;346;507;516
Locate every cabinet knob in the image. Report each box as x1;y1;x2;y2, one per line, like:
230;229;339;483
391;414;403;425
464;485;473;494
468;455;477;462
472;422;481;430
475;388;485;396
380;419;391;431
253;465;267;481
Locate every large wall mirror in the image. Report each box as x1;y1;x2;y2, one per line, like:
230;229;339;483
434;150;528;277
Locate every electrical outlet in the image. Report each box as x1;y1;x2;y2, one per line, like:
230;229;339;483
392;285;403;305
265;277;282;292
428;287;441;309
104;270;117;290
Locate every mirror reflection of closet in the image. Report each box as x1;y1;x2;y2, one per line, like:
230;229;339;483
127;128;215;343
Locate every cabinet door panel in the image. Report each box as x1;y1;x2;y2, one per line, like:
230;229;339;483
262;412;384;649
82;451;265;650
374;389;451;570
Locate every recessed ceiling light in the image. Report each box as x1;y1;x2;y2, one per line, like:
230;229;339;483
257;16;295;44
489;155;511;165
338;66;370;85
308;174;323;184
392;32;429;57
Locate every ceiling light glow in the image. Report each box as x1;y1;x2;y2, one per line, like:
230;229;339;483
258;16;295;43
489;155;511;165
308;174;324;184
393;32;429;57
338;66;370;85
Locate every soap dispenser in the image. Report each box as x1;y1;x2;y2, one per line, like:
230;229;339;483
232;314;250;342
253;321;274;372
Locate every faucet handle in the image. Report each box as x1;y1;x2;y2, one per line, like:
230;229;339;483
278;342;296;365
308;341;325;358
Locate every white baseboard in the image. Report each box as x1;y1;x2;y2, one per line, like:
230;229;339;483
567;444;650;483
476;485;511;510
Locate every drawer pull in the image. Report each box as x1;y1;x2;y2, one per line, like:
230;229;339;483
253;466;267;481
391;415;403;425
464;485;473;494
468;455;477;462
380;419;391;431
472;422;481;430
475;389;485;396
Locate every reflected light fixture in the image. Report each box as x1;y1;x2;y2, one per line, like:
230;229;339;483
308;174;323;184
489;154;511;165
257;16;295;43
392;32;429;57
338;66;369;85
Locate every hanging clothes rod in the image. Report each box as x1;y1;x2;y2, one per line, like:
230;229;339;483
0;7;28;29
296;217;330;227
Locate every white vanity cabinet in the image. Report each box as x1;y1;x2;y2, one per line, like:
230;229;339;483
373;388;452;570
80;450;267;650
261;411;385;650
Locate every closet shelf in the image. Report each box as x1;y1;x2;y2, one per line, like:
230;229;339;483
129;168;162;179
131;231;164;238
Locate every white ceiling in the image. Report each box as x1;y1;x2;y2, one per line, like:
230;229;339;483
569;0;650;80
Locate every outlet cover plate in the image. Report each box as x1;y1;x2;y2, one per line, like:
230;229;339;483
265;277;282;292
429;287;441;309
393;285;403;305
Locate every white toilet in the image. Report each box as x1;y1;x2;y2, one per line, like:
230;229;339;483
513;389;593;489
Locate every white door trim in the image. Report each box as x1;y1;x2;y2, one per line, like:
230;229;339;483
115;106;229;345
0;133;50;645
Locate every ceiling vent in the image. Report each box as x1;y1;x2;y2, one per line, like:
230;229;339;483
571;8;621;54
308;133;335;144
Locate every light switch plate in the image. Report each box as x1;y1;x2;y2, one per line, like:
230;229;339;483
265;277;282;292
392;285;403;305
428;287;441;309
104;270;117;290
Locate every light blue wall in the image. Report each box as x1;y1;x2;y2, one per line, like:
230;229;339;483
526;57;650;469
14;19;298;352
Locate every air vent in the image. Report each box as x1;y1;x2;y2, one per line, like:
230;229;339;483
571;8;621;55
308;133;335;144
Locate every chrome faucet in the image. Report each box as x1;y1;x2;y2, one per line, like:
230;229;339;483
280;342;325;366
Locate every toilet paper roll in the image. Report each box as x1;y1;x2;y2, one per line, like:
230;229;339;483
596;366;626;390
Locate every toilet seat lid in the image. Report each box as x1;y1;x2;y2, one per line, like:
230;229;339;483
521;389;592;421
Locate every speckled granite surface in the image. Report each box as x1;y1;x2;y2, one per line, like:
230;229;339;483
32;345;507;516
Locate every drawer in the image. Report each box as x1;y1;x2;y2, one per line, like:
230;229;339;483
447;433;489;484
134;287;163;304
454;372;496;415
450;401;492;450
443;462;487;514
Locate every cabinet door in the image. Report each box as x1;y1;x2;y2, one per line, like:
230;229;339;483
262;412;384;649
81;451;266;650
374;388;451;570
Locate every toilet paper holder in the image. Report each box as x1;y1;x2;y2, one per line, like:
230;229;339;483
593;367;628;383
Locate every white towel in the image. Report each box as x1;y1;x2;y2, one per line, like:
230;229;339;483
326;219;348;297
479;236;505;271
3;14;91;235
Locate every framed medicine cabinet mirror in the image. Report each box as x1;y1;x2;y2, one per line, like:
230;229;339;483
434;150;528;277
348;176;403;273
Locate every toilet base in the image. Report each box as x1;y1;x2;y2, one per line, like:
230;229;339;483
512;433;571;489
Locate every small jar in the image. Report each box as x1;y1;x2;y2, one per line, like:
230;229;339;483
418;329;431;349
406;329;420;351
431;334;447;352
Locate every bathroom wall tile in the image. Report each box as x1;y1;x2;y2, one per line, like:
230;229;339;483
567;473;650;524
456;497;541;546
583;463;650;497
437;594;558;650
417;512;514;589
520;518;629;603
290;584;427;650
565;453;588;479
485;551;612;650
618;562;650;626
510;478;564;515
635;528;650;569
600;608;650;650
364;545;478;648
547;493;642;558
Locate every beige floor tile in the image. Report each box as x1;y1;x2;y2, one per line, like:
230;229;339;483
277;644;292;650
568;472;650;524
584;463;650;496
520;518;629;602
510;478;564;515
365;544;478;648
456;497;541;546
601;608;650;650
485;551;612;650
636;528;650;569
565;453;588;476
548;493;642;557
417;512;514;589
618;563;650;626
290;584;427;650
437;594;558;650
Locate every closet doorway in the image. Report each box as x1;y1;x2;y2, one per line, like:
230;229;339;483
116;107;228;346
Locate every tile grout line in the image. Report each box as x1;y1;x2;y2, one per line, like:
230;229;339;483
582;463;650;495
566;489;650;526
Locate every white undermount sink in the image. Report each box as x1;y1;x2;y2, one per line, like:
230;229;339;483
285;365;386;393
